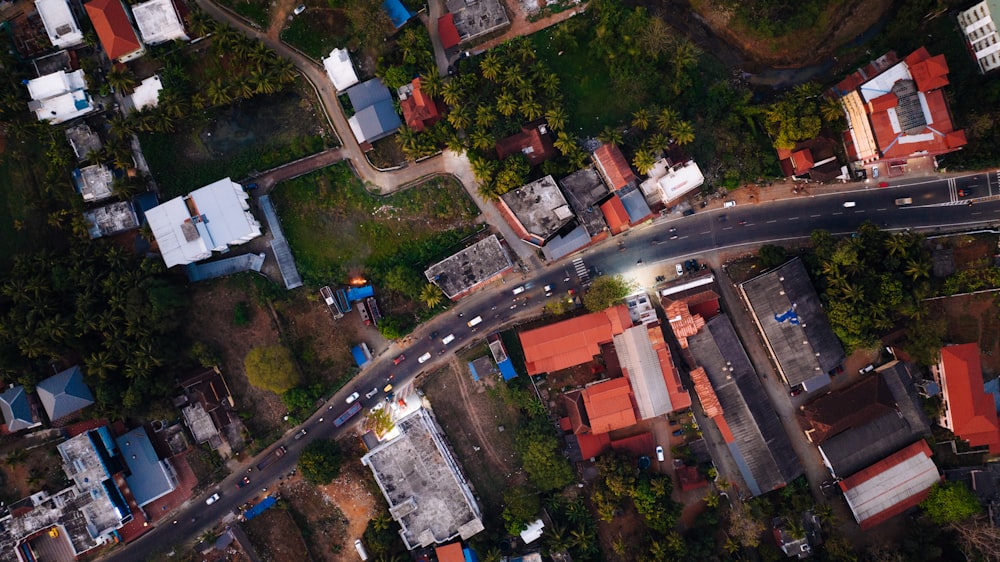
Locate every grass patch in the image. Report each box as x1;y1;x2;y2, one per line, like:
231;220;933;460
280;9;350;60
218;0;269;27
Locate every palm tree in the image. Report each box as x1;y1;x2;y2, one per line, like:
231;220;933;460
496;92;517;117
656;107;678;134
441;80;463;107
545;523;572;554
251;70;277;95
632;107;651;131
885;235;909;257
820;96;844;123
470;155;498;184
501;66;525;89
420;284;442;309
188;9;215;38
106;66;137;94
905;259;931;281
545;106;567;131
670;39;701;72
570;527;598;556
470;128;494;151
672;120;695;145
647;132;669;152
475;104;497;129
5;449;28;466
271;58;298;84
447;105;472;130
234;76;254;100
632;148;656;175
541;72;560;99
597;125;623;146
420;72;442;98
553;131;577;155
520;99;543;121
480;52;501;81
207;78;232;106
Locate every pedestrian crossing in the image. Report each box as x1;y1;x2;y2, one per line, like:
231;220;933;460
573;258;590;286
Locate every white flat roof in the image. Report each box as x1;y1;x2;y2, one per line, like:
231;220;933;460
323;48;359;91
188;178;260;249
859;61;912;102
33;90;94;123
132;0;188;45
656;160;705;204
130;75;162;110
146;196;211;268
27;69;86;100
35;0;84;48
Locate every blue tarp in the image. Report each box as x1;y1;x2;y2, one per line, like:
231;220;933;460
351;345;370;368
244;496;276;521
346;285;375;302
498;359;518;381
382;0;414;28
467;362;480;381
986;379;1000;412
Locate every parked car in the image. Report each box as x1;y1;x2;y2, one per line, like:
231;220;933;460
237;476;250;488
294;428;307;439
293;4;306;14
655;446;665;462
383;383;393;393
544;284;553;297
682;209;695;216
365;387;379;399
205;493;220;505
675;263;684;276
859;364;875;375
789;387;804;397
393;354;405;365
723;200;736;208
672;429;685;437
346;391;360;404
512;286;526;295
878;181;889;188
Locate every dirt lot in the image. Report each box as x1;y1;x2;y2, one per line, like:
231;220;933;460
930;293;1000;377
0;436;67;505
244;507;310;562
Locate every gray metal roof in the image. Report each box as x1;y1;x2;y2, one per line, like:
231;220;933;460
740;258;844;387
350;100;401;143
115;426;176;507
619;186;652;223
688;314;802;496
36;365;94;422
541;224;591;261
346;78;392;110
0;386;35;431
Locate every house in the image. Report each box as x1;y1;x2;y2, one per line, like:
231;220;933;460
131;0;188;46
838;440;940;530
345;78;401;146
382;0;414;29
438;13;461;49
774;138;842;181
614;323;691;419
145;178;262;268
519;305;632;376
772;512;822;559
84;201;139;239
400;77;443;132
660;275;720;349
579;378;637;434
639;158;705;205
797;362;931;478
958;1;1000;73
933;343;1000;454
177;368;243;456
592;143;636;191
128;74;162;111
538;167;611;260
65;123;103;160
0;386;41;432
498;175;575;247
834;48;966;172
114;426;178;507
322;48;359;91
944;462;1000;527
36;365;94;424
361;408;483;549
84;0;145;62
600;195;631;235
442;0;509;44
495;122;556;166
25;69;94;124
35;0;84;48
73;163;115;201
739;258;844;392
424;234;513;300
435;542;468;562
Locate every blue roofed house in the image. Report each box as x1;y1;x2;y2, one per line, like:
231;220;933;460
345;78;401;147
36;365;95;424
0;385;41;431
382;0;414;28
115;426;178;507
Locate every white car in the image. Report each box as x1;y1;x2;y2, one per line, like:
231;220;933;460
512;286;525;295
543;284;553;296
655;446;664;462
205;493;220;505
346;391;360;404
365;387;379;399
293;4;306;15
675;263;684;276
418;352;432;363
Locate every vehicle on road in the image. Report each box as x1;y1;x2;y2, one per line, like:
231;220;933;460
738;220;748;226
237;476;250;488
895;197;913;206
675;263;684;276
843;201;856;207
656;446;664;462
346;392;360;404
467;316;483;327
418;352;431;364
334;402;363;427
543;284;553;296
205;493;220;505
718;214;727;222
682;209;695;216
383;383;393;393
859;364;875;375
723;200;736;208
293;4;306;14
294;428;307;439
668;227;678;240
441;334;455;345
256;446;287;471
355;539;370;560
512;286;525;295
672;429;684;436
878;181;889;188
365;387;379;399
958;188;973;197
393;354;405;365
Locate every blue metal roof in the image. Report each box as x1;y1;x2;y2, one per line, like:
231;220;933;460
244;495;277;520
352;100;402;143
115;427;175;507
36;365;94;421
541;224;591;261
619;188;652;224
382;0;414;28
346;285;374;302
351;345;370;368
0;385;35;431
498;359;518;381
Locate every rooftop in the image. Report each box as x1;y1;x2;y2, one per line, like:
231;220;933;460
35;0;84;48
437;13;460;49
540;224;593;261
362;408;483;549
37;365;94;422
57;427;130;537
73;164;115;202
0;385;38;432
64;123;102;160
592;143;635;190
115;427;177;506
323;48;359;91
84;0;144;62
599;195;630;235
348;101;401;144
519;305;633;375
499;175;575;244
495;122;557;166
581;377;637;434
559;167;610;212
740;258;844;389
444;0;509;42
26;69;93;124
614;323;690;419
346;77;392;110
131;0;188;46
640;159;705;205
424;235;512;299
400;78;442;133
839;440;939;530
937;343;1000;454
84;201;139;239
129;74;162;111
619;186;652;225
0;488;108;562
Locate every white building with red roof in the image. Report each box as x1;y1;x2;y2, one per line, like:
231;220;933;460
838;440;940;530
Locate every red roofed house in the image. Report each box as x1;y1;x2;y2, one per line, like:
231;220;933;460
777;147;814;177
435;542;465;562
934;343;1000;454
495;121;556;166
400;77;442;132
519;305;632;375
838;440;940;530
85;0;145;62
437;13;460;50
581;377;637;434
599;194;631;235
592;143;635;191
835;47;966;172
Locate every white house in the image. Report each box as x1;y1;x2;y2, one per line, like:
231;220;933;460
26;69;94;124
129;74;163;111
323;48;359;91
639;158;705;205
146;178;262;268
35;0;84;48
131;0;189;45
958;0;1000;73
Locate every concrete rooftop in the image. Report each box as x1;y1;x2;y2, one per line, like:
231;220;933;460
424;235;512;299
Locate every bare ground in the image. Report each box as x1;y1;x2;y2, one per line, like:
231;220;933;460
931;294;1000;377
244;507;311;562
315;454;380;561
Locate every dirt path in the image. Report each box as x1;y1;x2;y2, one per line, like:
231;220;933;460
267;0;297;40
477;0;583;52
449;358;507;469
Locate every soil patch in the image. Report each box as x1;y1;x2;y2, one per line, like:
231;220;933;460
315;452;380;561
930;293;1000;377
244;507;310;561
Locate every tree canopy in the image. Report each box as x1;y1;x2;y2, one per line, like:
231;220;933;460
501;485;541;535
244;344;300;394
297;439;344;486
583;275;636;312
515;416;575;492
921;481;982;525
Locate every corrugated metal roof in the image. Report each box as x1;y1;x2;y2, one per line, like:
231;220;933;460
839;440;939;529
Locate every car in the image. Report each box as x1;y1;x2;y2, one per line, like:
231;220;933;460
512;286;525;295
429;330;439;340
655;446;665;462
682;209;695;216
237;476;250;488
393;354;405;365
878;181;889;188
365;387;379;399
672;429;684;436
543;284;553;297
206;493;220;505
723;200;736;208
294;428;307;439
717;214;727;222
958;188;973;197
668;227;677;234
245;182;259;190
293;4;306;15
843;201;856;208
418;352;431;364
383;383;393;393
346;391;360;404
859;364;875;375
789;387;804;397
675;263;684;276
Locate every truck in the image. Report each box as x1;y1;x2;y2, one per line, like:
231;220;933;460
467;316;483;327
256;445;287;470
894;197;913;206
354;539;370;561
334;402;363;427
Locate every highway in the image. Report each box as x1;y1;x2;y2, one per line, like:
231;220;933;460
103;172;1000;560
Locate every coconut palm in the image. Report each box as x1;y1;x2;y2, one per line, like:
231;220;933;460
106;66;137;94
656;107;678;134
545;106;566;131
632;107;651;130
905;259;930;281
470;155;498;184
420;283;442;309
885;235;909;257
553;131;577;155
545;523;572;554
501;66;525;89
541;72;560;99
234;76;254;100
447;105;472;130
441;79;463;107
480;52;501;81
520;99;543;121
670;40;701;72
207;78;232;106
672;120;695;145
474;104;497;129
597;125;622;146
188;9;215;38
496;92;517;117
251;70;277;95
632;148;656;175
647;132;669;153
271;58;298;84
470;128;494;151
821;96;844;123
420;72;442;98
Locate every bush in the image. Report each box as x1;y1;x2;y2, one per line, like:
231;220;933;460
583;274;636;312
921;480;982;525
297;439;343;485
233;301;252;326
244;344;300;394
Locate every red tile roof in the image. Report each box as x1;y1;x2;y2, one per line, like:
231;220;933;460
798;374;896;444
582;377;637;434
906;48;950;91
838;440;938;530
520;305;633;375
868;93;898;113
576;431;611;459
85;0;141;61
610;431;654;458
690;367;722;417
677;464;708;491
593;144;635;190
496;123;556;166
599;195;630;235
664;300;705;349
400;78;442;132
435;542;465;562
939;343;1000;454
562;390;590;434
438;13;460;50
648;323;691;412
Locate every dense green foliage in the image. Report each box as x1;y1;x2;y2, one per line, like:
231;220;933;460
761;83;842;149
244;344;300;394
297;439;343;485
921;481;983;525
717;0;827;38
376;27;435;90
515;416;575;492
757;244;788;269
583;274;637;312
501;485;542;535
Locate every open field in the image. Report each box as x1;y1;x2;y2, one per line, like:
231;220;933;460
219;0;270;27
0;439;68;505
280;8;350;60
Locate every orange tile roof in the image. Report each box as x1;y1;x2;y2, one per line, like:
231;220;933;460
690;367;722;417
496;123;556;166
593;144;635;190
939;343;1000;454
85;0;141;61
664;300;705;349
648;323;691;412
435;542;465;562
400;78;442;132
599;195;630;235
576;431;611;458
610;431;654;457
582;377;637;434
906;48;950;91
520;305;632;375
790;149;814;175
867;93;898;113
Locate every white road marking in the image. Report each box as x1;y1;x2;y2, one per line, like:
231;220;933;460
722;226;733;230
788;217;799;221
766;220;777;223
854;210;865;213
832;212;843;215
971;212;982;216
810;214;821;218
877;208;887;211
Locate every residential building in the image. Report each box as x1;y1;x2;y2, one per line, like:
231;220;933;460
639;158;704;205
599;194;631;235
958;0;1000;73
84;0;145;62
115;427;178;507
129;74;162;111
618;186;653;225
739;258;844;392
35;0;84;48
774;137;843;181
944;462;1000;527
495;122;556;166
772;512;822;559
542;167;611;260
57;427;133;539
614;323;691;419
65;123;103;160
131;0;188;46
345;78;401;146
84;201;139;238
361;408;483;549
73;163;115;201
177;368;243;456
838;440;940;530
933;343;1000;454
25;69;94;124
519;305;633;376
592;143;636;191
577;378;637;434
441;0;509;45
145;178;262;268
498;175;575;247
424;235;513;300
625;290;657;325
400;77;443;132
0;385;41;432
437;13;461;49
323;48;359;91
36;365;94;424
834;48;966;172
